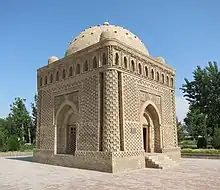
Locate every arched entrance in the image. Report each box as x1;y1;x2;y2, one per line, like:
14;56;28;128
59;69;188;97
140;101;161;153
55;101;78;155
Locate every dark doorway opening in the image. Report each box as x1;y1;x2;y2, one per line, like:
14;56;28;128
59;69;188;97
143;128;147;152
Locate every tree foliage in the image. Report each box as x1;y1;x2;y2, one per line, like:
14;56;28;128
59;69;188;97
181;61;220;138
30;94;37;144
212;128;220;149
0;95;37;152
176;118;185;143
7;97;32;143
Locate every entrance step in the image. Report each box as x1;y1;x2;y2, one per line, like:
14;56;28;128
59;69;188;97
145;153;178;169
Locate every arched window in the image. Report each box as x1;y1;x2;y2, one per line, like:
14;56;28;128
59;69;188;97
76;64;80;74
44;76;47;85
131;60;135;72
145;67;148;77
167;76;169;85
156;71;159;81
162;74;165;83
124;56;127;68
151;69;154;79
138;63;142;74
39;77;42;86
171;77;174;87
84;60;89;71
115;53;119;65
56;71;59;81
103;53;107;65
62;69;66;79
93;56;97;68
50;74;53;83
69;66;73;77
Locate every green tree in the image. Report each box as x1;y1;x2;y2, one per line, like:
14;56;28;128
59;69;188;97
0;118;9;149
212;128;220;149
184;106;206;139
181;61;220;137
7;97;32;143
30;94;37;144
176;118;185;143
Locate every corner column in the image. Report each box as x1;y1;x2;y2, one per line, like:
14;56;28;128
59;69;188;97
103;69;120;152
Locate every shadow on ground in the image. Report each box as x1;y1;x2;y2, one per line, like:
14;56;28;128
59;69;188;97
5;156;33;162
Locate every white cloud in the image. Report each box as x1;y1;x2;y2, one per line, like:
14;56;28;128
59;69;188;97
175;96;189;122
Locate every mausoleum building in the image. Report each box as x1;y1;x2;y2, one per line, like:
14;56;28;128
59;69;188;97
33;22;180;173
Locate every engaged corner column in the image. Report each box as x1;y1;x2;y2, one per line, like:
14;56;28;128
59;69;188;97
102;69;120;152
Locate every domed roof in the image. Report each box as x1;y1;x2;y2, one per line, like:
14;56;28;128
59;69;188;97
65;22;149;56
155;56;166;64
48;56;59;64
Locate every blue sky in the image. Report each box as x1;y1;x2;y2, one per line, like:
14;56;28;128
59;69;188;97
0;0;219;121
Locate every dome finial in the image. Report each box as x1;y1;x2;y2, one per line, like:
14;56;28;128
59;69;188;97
103;21;109;26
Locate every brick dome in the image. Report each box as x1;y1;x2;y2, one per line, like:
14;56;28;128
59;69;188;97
65;22;149;56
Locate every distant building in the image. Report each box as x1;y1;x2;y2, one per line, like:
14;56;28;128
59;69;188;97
33;22;180;173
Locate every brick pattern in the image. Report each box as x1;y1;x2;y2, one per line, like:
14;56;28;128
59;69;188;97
40;89;54;150
35;35;179;172
81;75;98;122
77;123;98;151
36;90;42;149
124;122;142;151
103;70;120;152
163;89;175;148
112;150;144;158
171;90;178;146
123;75;139;122
139;91;161;113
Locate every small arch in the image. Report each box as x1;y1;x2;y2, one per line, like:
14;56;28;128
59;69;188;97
69;66;73;77
138;63;142;74
131;60;135;72
162;74;165;83
50;73;53;83
93;57;98;68
62;69;66;79
39;77;42;86
102;53;107;65
56;71;59;81
84;60;89;71
44;76;47;85
115;53;119;65
167;75;169;85
145;66;148;77
151;69;154;79
156;71;159;82
76;64;80;74
171;77;174;87
124;56;128;68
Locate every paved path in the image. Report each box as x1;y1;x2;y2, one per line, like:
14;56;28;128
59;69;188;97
0;157;219;190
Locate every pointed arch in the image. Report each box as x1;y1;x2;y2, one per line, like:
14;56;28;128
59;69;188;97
55;100;78;122
140;100;162;153
140;100;161;125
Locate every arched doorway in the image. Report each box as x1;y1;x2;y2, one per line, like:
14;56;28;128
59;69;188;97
140;101;161;153
55;102;78;155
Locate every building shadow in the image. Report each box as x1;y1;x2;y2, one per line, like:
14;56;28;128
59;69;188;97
5;156;33;163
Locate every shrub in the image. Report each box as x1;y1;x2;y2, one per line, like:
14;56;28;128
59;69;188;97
197;137;207;149
19;143;34;152
181;148;220;154
0;145;8;152
180;140;197;149
212;128;220;149
7;136;19;151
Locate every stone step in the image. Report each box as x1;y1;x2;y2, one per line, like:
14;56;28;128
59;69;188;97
145;153;177;169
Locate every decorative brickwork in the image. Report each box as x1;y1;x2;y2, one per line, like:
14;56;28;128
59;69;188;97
34;22;180;173
103;70;120;152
